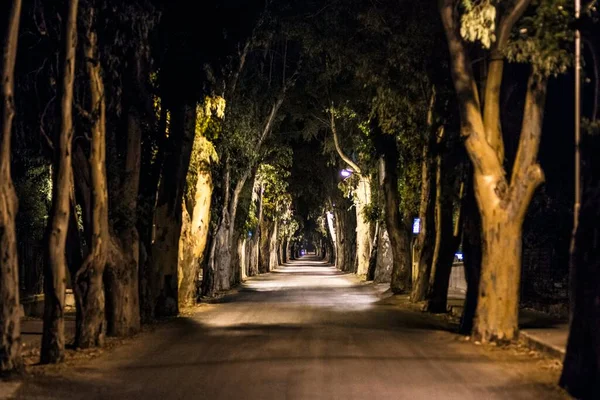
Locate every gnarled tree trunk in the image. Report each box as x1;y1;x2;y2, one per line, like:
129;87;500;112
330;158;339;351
42;0;78;364
440;0;546;342
73;11;109;348
333;197;357;272
376;134;411;293
150;100;196;316
104;104;144;337
0;0;22;373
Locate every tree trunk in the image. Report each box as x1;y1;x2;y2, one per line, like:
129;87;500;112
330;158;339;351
248;236;260;276
105;232;139;337
366;221;379;281
374;226;394;283
354;176;372;276
377;135;411;293
427;186;462;313
104;108;142;337
269;221;279;270
411;143;435;302
559;162;600;399
259;219;273;273
459;178;482;334
227;174;249;286
150;100;196;316
333;198;356;272
177;137;213;306
0;0;22;373
42;0;78;364
73;12;109;348
440;1;547;342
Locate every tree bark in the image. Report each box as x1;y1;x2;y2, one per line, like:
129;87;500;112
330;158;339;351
42;0;78;364
427;182;463;313
0;0;22;373
559;176;600;400
73;10;109;348
104;105;143;337
333;198;356;272
377;135;411;293
178;136;213;306
259;218;273;273
269;221;279;270
459;178;482;334
440;0;546;342
366;221;379;281
150;100;196;316
354;176;372;276
411;142;435;302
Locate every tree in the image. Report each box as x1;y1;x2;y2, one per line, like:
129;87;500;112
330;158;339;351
72;5;109;348
41;0;79;364
0;0;23;373
330;106;373;276
439;0;571;341
560;9;600;395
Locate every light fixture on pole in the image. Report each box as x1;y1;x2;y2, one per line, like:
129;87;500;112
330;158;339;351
340;168;353;178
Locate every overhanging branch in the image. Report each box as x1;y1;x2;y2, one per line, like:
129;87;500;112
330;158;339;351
330;105;362;175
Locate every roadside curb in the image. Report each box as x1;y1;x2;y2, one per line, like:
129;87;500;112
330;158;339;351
519;330;566;360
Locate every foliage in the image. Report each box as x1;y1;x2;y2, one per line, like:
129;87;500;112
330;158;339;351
506;0;573;77
460;0;497;48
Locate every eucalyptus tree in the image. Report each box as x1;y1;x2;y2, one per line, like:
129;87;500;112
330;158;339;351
0;0;23;373
439;0;572;342
41;0;78;364
202;30;299;297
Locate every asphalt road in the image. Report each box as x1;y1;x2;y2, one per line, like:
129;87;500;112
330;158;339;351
15;256;567;400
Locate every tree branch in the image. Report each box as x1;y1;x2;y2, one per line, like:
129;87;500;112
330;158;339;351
330;104;362;175
483;0;531;162
438;0;503;178
509;72;547;219
495;0;531;51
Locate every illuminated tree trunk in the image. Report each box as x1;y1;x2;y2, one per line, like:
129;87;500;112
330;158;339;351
204;96;283;295
259;218;273;273
248;236;260;276
73;11;109;348
330;110;372;276
269;221;279;270
333;197;357;272
0;0;22;373
178;136;213;306
150;100;196;316
440;0;546;342
42;0;78;363
376;133;411;293
354;176;372;276
411;142;435;302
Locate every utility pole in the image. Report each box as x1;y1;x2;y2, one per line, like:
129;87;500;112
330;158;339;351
574;0;581;231
569;0;582;319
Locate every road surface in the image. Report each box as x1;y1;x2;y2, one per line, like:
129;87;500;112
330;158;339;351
15;256;567;399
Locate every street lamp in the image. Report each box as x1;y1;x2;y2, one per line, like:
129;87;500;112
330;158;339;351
340;168;353;178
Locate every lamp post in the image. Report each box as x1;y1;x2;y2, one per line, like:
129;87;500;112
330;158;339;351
574;0;581;234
